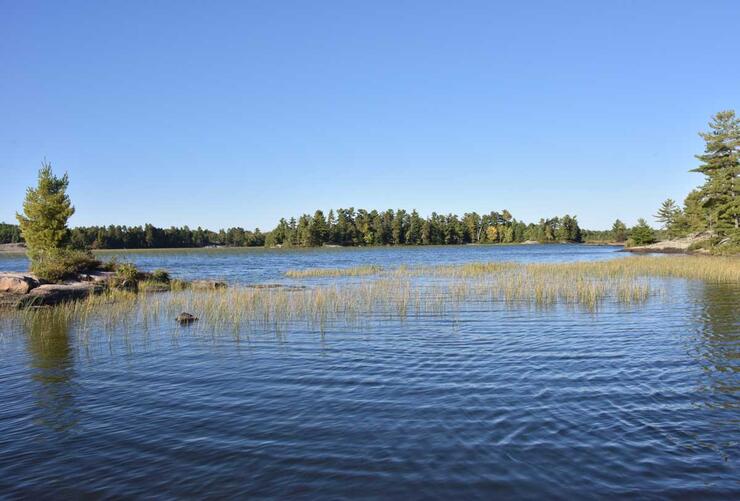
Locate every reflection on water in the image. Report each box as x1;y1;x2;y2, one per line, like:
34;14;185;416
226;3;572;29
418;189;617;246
695;283;740;410
24;313;78;433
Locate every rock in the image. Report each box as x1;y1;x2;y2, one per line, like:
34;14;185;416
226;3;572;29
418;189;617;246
78;271;115;283
623;231;714;254
22;283;100;307
176;312;198;324
0;273;40;294
191;280;227;290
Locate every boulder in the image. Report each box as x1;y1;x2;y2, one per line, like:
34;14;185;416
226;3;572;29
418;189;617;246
0;273;40;294
191;280;227;290
22;283;100;307
176;312;198;324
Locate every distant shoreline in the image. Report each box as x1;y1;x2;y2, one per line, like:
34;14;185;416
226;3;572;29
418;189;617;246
1;242;624;255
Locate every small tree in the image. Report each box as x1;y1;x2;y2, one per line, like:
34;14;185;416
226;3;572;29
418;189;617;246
15;162;101;281
16;162;75;259
629;218;657;246
654;198;684;238
611;219;627;242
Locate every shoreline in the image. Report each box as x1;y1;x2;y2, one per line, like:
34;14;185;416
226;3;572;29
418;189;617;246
0;241;624;255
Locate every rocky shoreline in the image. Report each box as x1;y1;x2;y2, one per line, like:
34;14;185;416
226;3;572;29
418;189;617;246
0;271;114;308
621;232;714;255
0;271;236;309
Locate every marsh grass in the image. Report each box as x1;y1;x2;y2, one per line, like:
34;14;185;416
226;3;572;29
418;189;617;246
285;264;383;278
3;255;736;337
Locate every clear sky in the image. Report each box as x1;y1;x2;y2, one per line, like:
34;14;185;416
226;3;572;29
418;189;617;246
1;1;738;231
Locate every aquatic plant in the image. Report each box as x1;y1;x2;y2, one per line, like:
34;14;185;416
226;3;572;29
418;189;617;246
3;255;736;337
285;264;383;278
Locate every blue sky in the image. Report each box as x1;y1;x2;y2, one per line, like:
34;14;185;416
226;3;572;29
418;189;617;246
1;1;738;230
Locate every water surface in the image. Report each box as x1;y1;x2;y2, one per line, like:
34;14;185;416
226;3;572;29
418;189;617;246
1;246;738;498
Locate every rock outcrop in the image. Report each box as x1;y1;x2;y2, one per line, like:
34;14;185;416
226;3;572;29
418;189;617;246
623;232;714;254
22;283;103;307
0;271;111;308
0;273;40;294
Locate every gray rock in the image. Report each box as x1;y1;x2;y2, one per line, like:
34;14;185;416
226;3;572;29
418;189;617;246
176;312;198;324
22;283;100;307
0;273;40;294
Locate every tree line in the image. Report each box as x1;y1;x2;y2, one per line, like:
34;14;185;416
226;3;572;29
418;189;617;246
265;210;582;247
1;212;584;248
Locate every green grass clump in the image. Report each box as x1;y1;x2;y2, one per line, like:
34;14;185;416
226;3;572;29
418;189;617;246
148;269;171;283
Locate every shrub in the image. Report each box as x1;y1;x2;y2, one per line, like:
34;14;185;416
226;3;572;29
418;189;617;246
112;262;140;290
149;269;171;283
31;249;102;282
98;257;118;272
629;219;657;246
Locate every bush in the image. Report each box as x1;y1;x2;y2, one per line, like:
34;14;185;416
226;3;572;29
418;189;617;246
149;269;170;283
629;219;657;246
112;262;140;290
98;257;118;271
31;249;102;282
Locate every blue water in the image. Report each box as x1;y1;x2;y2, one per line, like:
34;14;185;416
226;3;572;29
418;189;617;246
0;244;622;282
1;245;738;498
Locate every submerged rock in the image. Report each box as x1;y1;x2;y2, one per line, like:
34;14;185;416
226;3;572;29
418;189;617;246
176;312;198;324
0;273;40;294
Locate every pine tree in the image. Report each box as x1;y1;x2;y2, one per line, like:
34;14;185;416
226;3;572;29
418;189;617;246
654;199;683;237
630;218;656;246
693;110;739;235
611;219;627;242
16;162;75;258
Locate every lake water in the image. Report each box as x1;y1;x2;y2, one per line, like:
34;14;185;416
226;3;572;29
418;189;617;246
1;245;738;498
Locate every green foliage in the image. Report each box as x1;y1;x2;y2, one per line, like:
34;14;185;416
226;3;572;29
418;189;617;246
16;162;75;259
149;269;171;283
0;222;23;244
611;219;628;242
111;262;140;290
692;110;739;235
30;249;102;283
628;219;657;246
654;198;685;238
265;207;554;247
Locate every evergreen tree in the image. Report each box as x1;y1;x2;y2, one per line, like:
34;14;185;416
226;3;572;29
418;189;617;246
611;219;627;242
630;218;657;246
16;162;75;258
693;110;739;235
654;199;682;236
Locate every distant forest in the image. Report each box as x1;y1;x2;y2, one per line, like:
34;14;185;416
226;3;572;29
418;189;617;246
2;210;600;249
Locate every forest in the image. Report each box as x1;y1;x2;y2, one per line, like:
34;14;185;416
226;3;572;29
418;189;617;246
0;212;584;249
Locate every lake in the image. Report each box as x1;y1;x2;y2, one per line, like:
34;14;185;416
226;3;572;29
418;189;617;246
1;245;738;498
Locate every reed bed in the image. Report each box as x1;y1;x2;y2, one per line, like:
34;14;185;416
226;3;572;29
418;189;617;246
3;255;736;337
410;256;740;283
285;264;383;278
